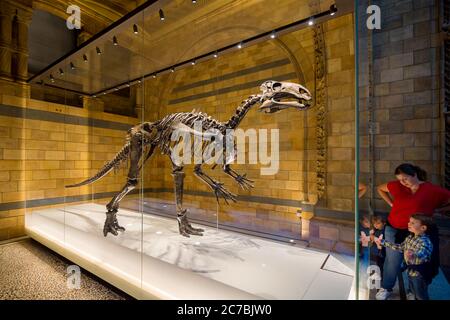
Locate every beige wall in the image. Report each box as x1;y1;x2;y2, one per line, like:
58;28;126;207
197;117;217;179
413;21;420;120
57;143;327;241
0;94;138;241
142;14;356;232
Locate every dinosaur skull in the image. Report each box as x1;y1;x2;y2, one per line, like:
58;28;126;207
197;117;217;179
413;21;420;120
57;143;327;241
258;80;312;113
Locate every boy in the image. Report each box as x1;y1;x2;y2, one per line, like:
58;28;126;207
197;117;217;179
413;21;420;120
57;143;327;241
374;213;433;300
371;215;386;276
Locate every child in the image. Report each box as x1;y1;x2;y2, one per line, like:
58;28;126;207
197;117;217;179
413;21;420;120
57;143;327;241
371;215;386;276
374;214;433;300
359;214;371;258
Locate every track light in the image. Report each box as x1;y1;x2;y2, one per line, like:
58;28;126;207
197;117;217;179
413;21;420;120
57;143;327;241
70;62;75;70
96;47;102;55
191;60;196;65
270;31;276;39
159;9;165;21
330;4;337;15
59;68;64;75
133;24;138;34
213;51;218;58
83;54;88;62
237;42;242;49
308;18;314;26
113;36;118;45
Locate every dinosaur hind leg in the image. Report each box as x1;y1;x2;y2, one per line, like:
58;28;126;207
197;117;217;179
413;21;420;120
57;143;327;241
171;162;204;237
103;136;146;237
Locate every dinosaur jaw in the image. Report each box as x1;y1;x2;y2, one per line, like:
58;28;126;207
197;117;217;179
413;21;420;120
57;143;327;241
258;80;312;114
259;93;311;114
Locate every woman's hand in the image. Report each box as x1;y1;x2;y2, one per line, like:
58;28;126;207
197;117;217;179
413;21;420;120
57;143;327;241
377;183;393;207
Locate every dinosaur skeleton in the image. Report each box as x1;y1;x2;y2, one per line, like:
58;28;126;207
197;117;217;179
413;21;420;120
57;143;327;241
66;81;312;237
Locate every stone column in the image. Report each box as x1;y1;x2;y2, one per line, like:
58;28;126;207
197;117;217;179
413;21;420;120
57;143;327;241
13;11;32;82
0;3;13;80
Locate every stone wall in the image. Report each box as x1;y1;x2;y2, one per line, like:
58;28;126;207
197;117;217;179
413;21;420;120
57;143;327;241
0;94;137;241
142;14;356;247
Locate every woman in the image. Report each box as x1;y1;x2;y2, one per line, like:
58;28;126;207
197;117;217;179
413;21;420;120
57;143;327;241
375;163;450;300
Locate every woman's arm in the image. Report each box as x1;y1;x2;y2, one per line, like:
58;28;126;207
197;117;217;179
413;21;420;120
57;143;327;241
377;183;393;207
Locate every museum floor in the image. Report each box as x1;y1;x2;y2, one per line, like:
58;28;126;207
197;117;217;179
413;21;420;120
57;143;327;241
0;238;131;300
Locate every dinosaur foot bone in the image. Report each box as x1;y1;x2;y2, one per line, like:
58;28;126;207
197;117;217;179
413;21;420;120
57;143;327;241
103;210;126;237
177;210;204;237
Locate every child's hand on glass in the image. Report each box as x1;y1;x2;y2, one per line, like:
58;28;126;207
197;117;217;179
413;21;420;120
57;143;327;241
373;234;383;249
360;231;370;247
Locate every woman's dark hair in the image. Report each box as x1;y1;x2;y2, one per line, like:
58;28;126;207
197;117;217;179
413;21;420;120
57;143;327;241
394;163;427;181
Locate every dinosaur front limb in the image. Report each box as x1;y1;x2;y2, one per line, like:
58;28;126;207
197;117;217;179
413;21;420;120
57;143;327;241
172;165;204;237
194;164;237;204
223;164;254;190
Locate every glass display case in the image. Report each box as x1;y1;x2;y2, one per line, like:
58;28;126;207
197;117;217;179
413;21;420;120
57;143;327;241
16;0;413;299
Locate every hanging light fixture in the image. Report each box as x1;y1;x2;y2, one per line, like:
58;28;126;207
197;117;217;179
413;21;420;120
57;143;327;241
270;31;276;39
308;18;314;26
330;4;337;15
59;68;64;75
70;62;75;70
113;36;118;45
133;24;138;34
159;9;165;21
96;47;102;55
83;54;88;62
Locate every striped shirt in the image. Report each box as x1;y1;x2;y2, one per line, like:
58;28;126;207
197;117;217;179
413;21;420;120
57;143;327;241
381;234;433;277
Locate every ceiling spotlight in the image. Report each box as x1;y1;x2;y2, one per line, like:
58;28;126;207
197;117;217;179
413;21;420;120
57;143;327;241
330;4;337;15
96;46;102;55
83;54;88;62
171;68;175;72
213;51;218;58
308;18;314;26
113;36;118;45
59;68;64;75
70;62;75;70
152;74;157;78
237;42;242;49
192;0;197;3
270;31;276;39
133;24;138;34
191;60;196;65
159;9;165;21
50;74;55;82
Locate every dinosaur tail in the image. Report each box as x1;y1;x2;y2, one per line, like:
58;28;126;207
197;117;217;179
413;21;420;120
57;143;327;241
65;142;131;188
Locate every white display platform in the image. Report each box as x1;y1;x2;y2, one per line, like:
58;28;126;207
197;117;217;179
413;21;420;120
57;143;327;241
26;203;354;300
